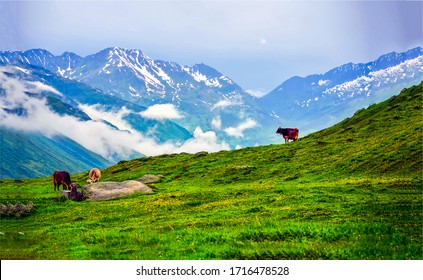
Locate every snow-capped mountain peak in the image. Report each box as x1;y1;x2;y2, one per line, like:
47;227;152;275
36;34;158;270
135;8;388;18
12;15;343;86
2;47;245;105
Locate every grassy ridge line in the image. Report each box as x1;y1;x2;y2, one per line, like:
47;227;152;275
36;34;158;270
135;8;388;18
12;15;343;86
0;82;422;259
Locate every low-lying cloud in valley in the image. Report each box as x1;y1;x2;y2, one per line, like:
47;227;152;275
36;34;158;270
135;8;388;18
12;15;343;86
140;103;183;120
26;81;63;97
224;118;258;138
211;115;222;130
0;67;230;161
175;127;229;154
78;104;135;132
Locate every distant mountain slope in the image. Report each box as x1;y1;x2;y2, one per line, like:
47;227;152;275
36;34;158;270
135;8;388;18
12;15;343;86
260;47;423;134
0;127;111;179
0;49;83;76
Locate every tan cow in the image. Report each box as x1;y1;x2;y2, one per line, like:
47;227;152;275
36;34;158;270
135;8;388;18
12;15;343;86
87;168;101;184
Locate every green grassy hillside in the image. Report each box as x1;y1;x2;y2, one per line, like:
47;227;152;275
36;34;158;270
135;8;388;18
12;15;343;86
0;83;422;259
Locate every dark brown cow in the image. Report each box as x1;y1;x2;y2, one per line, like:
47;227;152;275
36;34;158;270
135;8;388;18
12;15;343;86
53;171;72;191
276;127;299;143
70;184;83;201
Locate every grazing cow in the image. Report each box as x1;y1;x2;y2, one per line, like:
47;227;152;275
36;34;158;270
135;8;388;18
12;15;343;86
70;184;83;201
87;168;101;184
276;127;299;143
53;171;72;191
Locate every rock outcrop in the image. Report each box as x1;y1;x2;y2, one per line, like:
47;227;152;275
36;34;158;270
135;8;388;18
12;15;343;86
82;180;153;201
137;174;162;184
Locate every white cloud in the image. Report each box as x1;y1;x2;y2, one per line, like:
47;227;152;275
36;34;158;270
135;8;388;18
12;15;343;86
0;78;169;159
260;38;267;45
175;127;229;154
0;69;230;161
211;115;222;130
224;118;257;138
78;104;135;133
27;81;63;96
140;103;183;120
1;65;62;97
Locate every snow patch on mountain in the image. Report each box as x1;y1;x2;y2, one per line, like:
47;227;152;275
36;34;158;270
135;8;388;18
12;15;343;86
15;66;31;75
323;55;423;99
293;54;423;108
211;96;243;110
318;79;330;86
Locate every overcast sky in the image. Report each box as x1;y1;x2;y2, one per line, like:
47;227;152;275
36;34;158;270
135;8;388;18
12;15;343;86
1;0;422;95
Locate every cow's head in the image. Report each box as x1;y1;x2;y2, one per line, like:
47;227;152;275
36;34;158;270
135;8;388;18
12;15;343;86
70;183;80;192
276;127;283;134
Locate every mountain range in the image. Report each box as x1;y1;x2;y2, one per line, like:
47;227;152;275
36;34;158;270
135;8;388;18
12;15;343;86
0;48;245;104
0;46;422;179
260;47;423;133
0;47;272;135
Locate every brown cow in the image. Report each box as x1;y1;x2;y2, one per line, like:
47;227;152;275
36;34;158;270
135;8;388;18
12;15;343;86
53;171;72;191
276;127;299;143
87;168;101;184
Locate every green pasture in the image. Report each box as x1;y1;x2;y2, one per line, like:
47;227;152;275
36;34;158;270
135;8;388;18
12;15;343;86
0;83;422;259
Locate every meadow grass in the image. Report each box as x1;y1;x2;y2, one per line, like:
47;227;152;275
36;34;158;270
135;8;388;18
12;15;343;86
0;83;422;259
